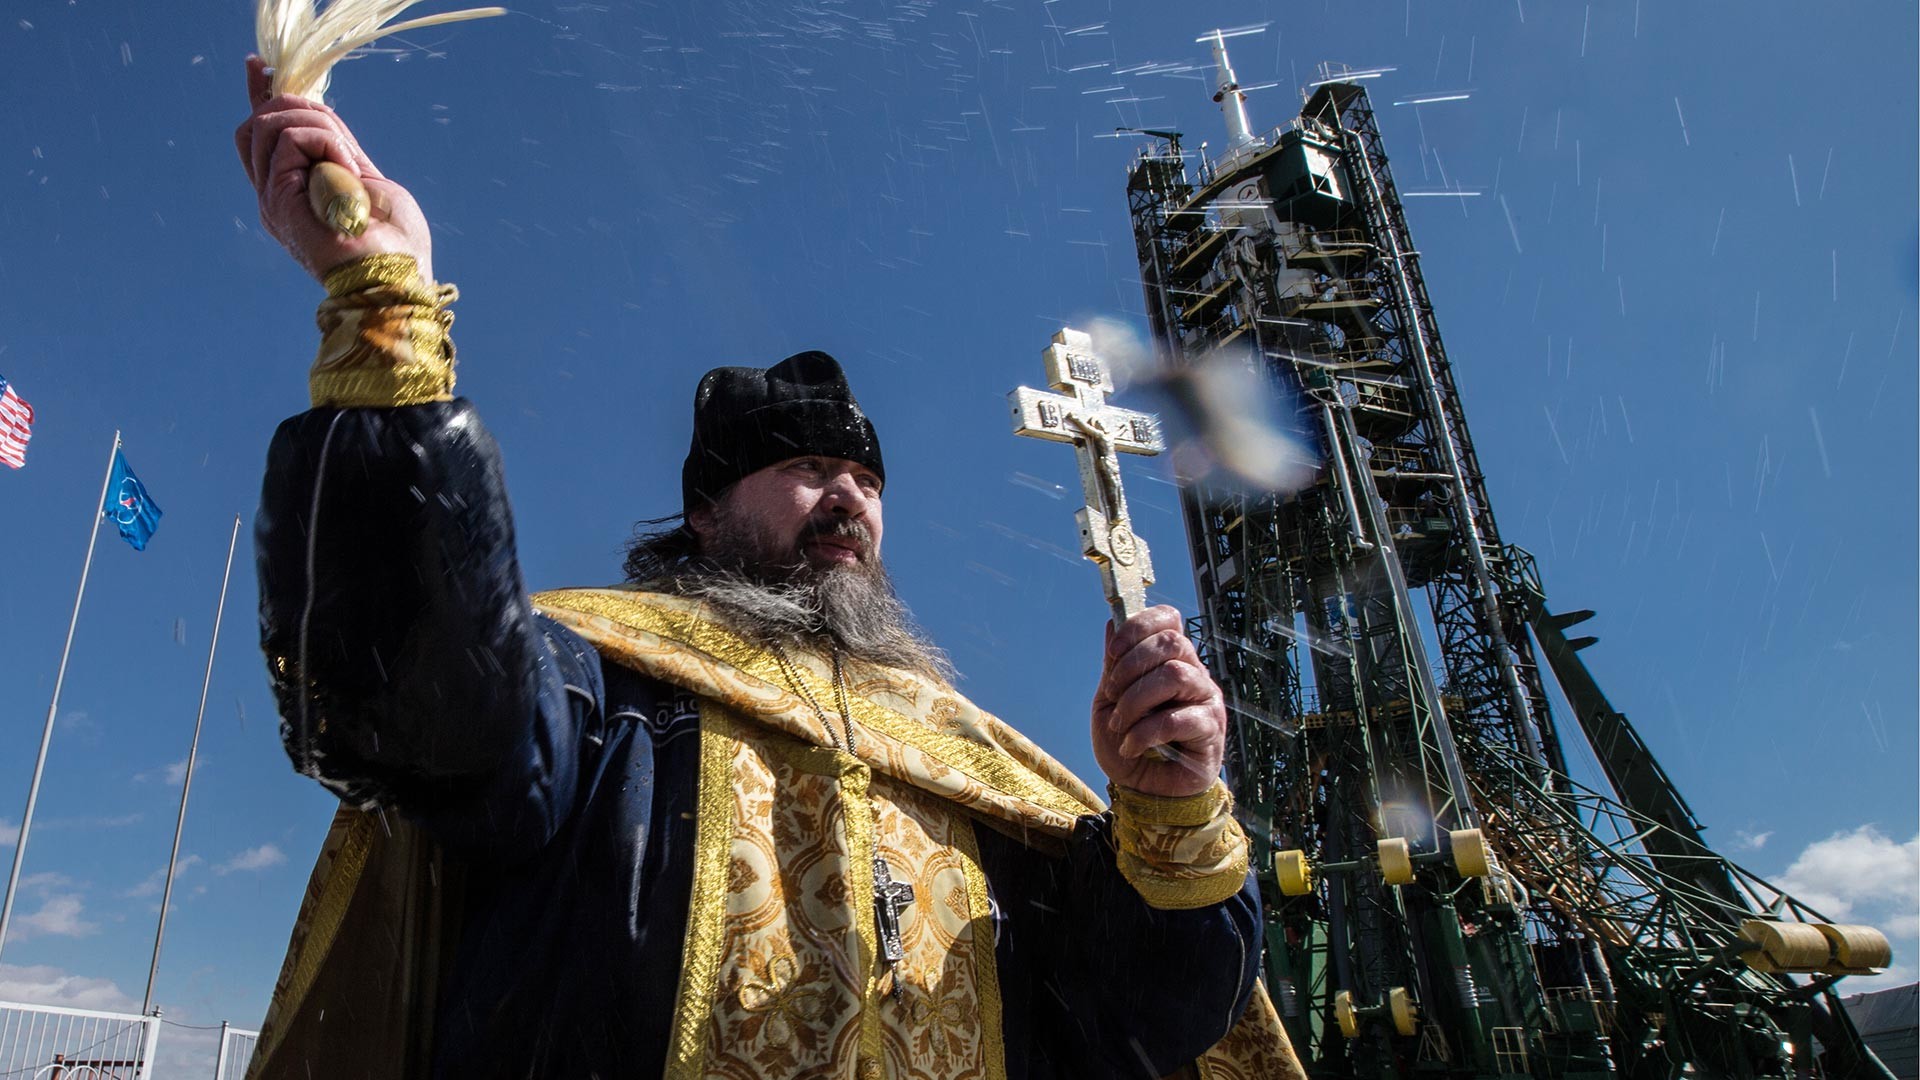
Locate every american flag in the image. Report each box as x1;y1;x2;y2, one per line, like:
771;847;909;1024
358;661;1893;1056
0;376;34;469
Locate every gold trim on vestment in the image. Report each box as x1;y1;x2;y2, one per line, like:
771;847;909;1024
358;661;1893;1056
246;806;375;1073
1110;780;1254;911
664;704;742;1080
1195;982;1309;1080
953;814;1008;1080
1110;778;1232;827
1118;843;1253;911
310;253;457;408
848;770;884;1076
283;811;376;1017
322;253;426;296
669;699;1021;1078
532;588;1102;832
309;364;455;409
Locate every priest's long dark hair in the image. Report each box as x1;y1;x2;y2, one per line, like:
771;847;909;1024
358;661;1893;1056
621;515;700;584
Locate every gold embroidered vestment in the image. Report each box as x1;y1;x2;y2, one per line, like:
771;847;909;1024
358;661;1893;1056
247;588;1302;1079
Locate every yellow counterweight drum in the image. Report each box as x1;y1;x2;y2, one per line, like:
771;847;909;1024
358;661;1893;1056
1449;828;1491;878
1387;987;1419;1036
1334;990;1359;1038
1276;849;1314;896
1740;919;1834;973
1818;924;1893;974
1377;837;1415;885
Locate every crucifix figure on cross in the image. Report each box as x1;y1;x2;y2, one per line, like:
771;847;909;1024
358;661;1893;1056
872;857;915;967
1009;328;1166;624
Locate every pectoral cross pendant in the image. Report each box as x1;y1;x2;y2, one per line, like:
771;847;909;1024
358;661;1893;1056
873;857;915;967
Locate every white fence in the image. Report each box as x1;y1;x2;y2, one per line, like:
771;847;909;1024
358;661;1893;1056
0;1001;159;1079
0;1002;258;1079
212;1022;258;1080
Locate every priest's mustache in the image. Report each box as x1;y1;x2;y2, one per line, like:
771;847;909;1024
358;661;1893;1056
799;518;874;559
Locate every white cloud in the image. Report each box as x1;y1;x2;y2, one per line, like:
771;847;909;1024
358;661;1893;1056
1;873;97;940
0;815;136;848
125;854;204;899
0;963;226;1076
1839;960;1917;994
58;812;144;830
215;843;286;875
134;757;200;785
1773;825;1920;992
1775;826;1919;922
1736;829;1774;851
12;893;98;940
0;962;138;1012
152;1020;223;1077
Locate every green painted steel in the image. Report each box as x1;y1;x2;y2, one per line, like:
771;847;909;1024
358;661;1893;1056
1125;70;1893;1080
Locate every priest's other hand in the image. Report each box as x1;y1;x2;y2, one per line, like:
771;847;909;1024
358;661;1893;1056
235;56;434;283
1090;605;1227;798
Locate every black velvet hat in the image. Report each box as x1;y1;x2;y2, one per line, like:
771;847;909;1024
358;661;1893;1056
681;351;885;513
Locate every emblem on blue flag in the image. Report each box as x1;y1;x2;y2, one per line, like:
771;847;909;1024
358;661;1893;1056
104;448;163;551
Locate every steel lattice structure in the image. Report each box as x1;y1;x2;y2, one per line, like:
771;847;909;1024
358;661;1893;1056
1123;43;1894;1080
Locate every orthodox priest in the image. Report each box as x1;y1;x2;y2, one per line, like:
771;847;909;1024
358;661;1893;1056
235;57;1303;1080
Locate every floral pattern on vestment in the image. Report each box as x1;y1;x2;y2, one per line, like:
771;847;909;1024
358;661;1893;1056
672;705;1004;1080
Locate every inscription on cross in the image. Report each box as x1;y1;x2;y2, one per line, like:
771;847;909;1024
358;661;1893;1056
1009;328;1166;623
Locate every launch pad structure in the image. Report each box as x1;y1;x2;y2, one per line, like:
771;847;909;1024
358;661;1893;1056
1122;32;1896;1080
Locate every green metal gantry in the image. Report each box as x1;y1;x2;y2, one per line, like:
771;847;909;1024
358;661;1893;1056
1124;45;1894;1080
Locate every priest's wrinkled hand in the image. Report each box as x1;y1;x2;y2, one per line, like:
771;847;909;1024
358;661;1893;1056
234;56;434;283
1090;605;1227;798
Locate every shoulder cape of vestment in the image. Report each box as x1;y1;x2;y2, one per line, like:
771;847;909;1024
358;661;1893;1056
536;588;1109;837
246;589;1301;1080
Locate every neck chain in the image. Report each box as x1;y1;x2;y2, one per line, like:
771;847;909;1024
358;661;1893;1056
772;642;857;753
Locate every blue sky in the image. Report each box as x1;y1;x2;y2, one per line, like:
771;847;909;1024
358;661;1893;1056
0;0;1914;1055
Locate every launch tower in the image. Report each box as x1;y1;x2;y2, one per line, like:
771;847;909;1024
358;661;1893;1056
1125;35;1894;1080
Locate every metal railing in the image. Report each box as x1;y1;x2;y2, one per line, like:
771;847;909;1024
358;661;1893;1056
212;1023;258;1080
0;1001;158;1080
1;1002;258;1079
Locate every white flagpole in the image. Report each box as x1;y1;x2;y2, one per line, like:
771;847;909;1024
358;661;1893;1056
143;514;242;1015
0;430;121;966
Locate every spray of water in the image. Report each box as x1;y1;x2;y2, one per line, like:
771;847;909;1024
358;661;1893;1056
1084;316;1320;495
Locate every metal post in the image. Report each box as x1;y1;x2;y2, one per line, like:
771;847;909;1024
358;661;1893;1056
0;430;119;966
1339;112;1546;769
214;1019;233;1080
1333;404;1479;827
143;515;243;1015
1206;33;1257;152
134;1010;162;1080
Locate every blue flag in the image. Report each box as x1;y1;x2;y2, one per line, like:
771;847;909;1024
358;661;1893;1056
104;448;162;551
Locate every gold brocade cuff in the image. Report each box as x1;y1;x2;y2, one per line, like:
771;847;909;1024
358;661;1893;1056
1110;780;1251;911
310;254;458;408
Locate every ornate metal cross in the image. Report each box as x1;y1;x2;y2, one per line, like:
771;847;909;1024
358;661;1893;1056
872;857;915;965
1009;328;1166;623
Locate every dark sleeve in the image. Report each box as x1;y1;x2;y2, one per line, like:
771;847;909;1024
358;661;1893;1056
979;814;1262;1076
255;400;599;859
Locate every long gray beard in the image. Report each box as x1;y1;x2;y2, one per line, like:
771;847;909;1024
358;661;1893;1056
650;517;953;683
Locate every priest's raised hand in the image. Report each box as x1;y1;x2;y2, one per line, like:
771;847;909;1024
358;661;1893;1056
1091;604;1229;797
234;56;433;283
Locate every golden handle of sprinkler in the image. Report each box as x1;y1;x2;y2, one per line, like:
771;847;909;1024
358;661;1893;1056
307;160;371;238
